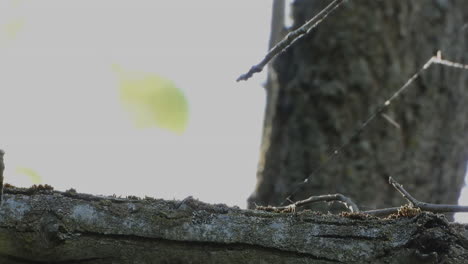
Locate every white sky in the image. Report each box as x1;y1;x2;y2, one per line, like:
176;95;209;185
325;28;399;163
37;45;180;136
1;0;468;222
0;0;269;207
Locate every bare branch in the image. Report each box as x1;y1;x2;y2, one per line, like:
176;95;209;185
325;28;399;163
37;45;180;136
389;176;468;214
257;193;359;213
236;0;346;82
362;176;468;216
363;207;400;217
265;175;468;217
432;51;468;70
388;176;419;205
381;113;401;130
282;51;468;205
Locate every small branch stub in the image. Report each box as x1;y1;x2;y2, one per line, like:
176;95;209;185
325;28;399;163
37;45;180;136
0;149;4;203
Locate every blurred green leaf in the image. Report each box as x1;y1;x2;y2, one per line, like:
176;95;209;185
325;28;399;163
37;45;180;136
113;64;189;134
16;167;42;184
4;19;24;39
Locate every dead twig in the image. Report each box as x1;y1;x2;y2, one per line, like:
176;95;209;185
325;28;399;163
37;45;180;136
387;176;468;214
257;193;359;213
362;207;401;217
353;176;468;216
260;176;468;217
281;51;468;206
236;0;346;82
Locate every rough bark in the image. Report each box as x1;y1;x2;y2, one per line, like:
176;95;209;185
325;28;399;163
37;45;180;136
249;0;468;216
1;187;468;263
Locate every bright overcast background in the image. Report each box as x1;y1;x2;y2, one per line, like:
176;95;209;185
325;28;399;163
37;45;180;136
0;0;270;207
1;0;468;222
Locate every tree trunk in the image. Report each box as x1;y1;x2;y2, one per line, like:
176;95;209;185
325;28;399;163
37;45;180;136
1;187;468;263
249;0;468;216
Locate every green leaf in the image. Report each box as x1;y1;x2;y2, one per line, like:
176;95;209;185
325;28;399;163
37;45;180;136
113;64;189;134
4;19;24;39
16;167;42;184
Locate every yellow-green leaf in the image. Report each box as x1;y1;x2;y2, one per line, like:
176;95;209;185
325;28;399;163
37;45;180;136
113;64;189;134
4;19;24;39
16;167;42;184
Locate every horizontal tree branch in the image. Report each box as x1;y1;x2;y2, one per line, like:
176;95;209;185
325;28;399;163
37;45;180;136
0;186;467;263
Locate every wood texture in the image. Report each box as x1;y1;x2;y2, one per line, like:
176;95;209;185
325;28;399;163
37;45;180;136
0;187;468;263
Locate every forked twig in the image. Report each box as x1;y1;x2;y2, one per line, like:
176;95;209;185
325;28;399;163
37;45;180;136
387;176;468;214
258;176;468;217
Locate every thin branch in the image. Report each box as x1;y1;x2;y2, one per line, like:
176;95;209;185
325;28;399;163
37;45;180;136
264;175;468;217
282;55;433;205
433;51;468;69
381;113;401;130
282;51;468;205
388;176;419;205
362;207;400;217
236;0;346;82
359;176;468;216
388;176;468;214
257;193;359;213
